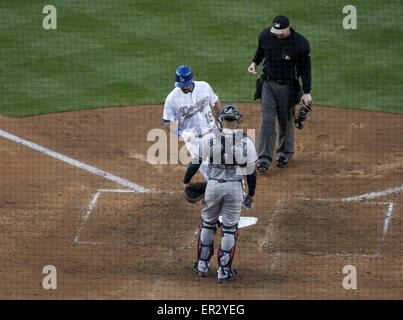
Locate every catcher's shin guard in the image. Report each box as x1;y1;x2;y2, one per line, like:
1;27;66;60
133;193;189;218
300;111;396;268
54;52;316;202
217;224;238;281
195;220;217;276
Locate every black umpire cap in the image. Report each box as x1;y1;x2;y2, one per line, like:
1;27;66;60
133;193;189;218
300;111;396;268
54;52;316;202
270;15;290;35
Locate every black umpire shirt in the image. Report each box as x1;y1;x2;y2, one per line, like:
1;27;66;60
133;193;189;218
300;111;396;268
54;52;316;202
252;27;311;94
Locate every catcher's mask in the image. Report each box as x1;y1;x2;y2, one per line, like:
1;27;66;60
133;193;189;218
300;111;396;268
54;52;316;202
294;101;312;129
218;104;244;130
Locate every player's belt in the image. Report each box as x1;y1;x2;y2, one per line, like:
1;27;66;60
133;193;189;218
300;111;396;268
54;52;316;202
270;79;290;85
210;179;242;183
212;164;236;169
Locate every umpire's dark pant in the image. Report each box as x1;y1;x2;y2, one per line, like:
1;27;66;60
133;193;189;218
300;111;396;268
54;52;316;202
257;79;296;166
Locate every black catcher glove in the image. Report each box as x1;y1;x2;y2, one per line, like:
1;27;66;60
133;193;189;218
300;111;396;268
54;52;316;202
295;102;312;129
184;182;207;203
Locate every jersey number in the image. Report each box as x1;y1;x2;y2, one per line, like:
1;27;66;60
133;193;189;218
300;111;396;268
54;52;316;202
205;111;213;124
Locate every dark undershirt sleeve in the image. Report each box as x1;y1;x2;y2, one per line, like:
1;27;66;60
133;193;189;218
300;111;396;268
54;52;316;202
246;169;257;197
183;162;202;184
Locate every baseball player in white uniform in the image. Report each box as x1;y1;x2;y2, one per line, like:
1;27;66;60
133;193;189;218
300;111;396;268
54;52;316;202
163;65;221;180
183;104;258;283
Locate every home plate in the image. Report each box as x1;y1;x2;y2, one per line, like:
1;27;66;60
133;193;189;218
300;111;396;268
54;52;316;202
218;216;258;228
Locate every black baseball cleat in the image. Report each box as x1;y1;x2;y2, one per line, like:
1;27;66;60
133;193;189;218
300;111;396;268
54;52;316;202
275;157;289;168
257;163;269;173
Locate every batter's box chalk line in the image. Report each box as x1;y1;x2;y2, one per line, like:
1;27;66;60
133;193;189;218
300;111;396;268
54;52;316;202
75;188;259;246
74;189;137;245
0;129;149;193
259;185;401;259
0;128;399;253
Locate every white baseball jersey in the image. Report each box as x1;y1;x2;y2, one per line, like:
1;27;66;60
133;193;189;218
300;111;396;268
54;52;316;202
163;81;218;136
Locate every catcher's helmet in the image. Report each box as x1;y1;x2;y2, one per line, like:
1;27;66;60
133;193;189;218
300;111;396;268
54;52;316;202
175;65;194;88
219;104;244;129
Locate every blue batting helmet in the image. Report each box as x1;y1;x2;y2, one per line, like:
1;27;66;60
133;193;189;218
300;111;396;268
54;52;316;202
175;65;194;88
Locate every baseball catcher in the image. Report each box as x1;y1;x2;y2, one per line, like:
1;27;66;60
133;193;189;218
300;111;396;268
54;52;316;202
183;104;257;283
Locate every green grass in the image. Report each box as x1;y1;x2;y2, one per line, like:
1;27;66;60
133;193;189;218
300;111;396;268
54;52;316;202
0;0;402;116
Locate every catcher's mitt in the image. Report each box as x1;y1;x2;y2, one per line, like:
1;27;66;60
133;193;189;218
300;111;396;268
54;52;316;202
184;182;207;203
295;101;312;129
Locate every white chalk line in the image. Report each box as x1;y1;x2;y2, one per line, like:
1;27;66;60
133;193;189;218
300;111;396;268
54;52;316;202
0;129;153;245
294;199;395;255
296;184;403;203
184;228;200;249
74;189;140;244
75;188;177;246
259;199;283;272
378;202;394;253
0;129;149;193
259;199;282;250
273;251;380;259
270;252;280;272
259;186;401;271
74;190;102;243
75;240;106;246
340;185;403;202
150;280;162;300
2;129;399;256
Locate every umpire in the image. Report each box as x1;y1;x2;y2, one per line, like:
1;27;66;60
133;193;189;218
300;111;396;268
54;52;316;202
248;15;312;172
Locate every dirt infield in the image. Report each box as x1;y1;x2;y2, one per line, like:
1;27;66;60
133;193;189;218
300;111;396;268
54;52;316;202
0;104;402;299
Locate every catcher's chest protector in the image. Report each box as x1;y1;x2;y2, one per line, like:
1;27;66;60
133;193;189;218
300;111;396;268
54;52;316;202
209;132;247;167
